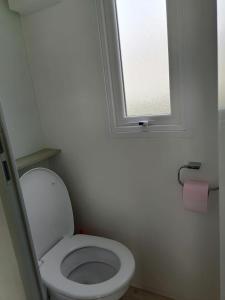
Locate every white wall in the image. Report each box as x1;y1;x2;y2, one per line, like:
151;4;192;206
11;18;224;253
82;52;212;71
0;195;26;300
22;1;219;299
0;0;44;158
217;0;225;298
0;2;44;299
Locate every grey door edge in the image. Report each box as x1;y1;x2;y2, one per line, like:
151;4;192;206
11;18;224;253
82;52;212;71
0;103;45;300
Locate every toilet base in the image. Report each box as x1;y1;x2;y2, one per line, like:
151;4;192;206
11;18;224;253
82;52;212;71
49;285;129;300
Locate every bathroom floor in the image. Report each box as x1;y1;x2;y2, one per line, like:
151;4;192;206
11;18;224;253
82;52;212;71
122;287;173;300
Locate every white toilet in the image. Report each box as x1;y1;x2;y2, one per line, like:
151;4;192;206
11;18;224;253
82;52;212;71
20;168;135;300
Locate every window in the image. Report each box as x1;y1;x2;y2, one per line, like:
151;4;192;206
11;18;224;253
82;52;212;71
117;0;170;118
97;0;186;135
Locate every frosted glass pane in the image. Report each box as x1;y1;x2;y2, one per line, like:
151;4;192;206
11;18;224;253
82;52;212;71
116;0;171;117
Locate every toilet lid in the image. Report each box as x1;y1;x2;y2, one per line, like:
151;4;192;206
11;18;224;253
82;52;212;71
20;168;74;260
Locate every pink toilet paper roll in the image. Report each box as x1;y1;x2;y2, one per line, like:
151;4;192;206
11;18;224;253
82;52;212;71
183;180;209;213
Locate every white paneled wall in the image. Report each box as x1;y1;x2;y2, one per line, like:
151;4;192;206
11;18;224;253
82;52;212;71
0;0;44;158
0;1;47;299
22;1;219;299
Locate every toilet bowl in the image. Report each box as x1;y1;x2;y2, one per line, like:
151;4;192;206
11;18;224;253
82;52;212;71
20;168;135;300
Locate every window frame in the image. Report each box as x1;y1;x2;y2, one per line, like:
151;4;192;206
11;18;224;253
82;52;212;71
96;0;187;136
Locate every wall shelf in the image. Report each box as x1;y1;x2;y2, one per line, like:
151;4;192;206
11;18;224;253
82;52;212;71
16;148;61;171
8;0;62;15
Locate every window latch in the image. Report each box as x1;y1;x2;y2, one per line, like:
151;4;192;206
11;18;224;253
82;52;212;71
138;120;154;127
126;120;155;127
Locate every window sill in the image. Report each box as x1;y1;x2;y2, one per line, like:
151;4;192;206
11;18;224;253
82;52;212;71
109;123;191;138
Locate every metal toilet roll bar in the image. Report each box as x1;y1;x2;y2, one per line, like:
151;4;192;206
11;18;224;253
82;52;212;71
178;162;219;194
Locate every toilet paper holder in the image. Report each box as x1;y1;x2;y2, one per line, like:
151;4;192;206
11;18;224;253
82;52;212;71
178;162;219;193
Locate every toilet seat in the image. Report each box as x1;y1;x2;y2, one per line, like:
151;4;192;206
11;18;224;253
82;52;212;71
40;234;135;299
20;168;135;300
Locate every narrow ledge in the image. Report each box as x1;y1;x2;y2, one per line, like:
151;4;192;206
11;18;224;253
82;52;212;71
16;148;61;171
